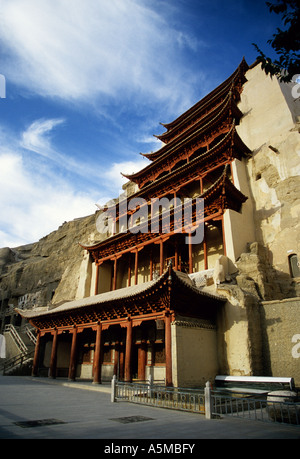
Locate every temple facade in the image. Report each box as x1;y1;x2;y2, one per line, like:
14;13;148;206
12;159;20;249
17;59;300;387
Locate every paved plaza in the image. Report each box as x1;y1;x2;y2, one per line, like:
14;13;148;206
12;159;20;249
0;375;299;442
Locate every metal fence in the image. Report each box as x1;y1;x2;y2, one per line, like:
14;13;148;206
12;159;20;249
212;391;300;425
112;378;300;426
113;380;205;414
1;351;34;375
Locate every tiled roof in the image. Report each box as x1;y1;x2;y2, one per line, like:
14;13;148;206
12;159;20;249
17;267;225;320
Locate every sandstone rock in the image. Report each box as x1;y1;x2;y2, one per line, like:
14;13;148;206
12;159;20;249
0;247;19;275
0;213;98;316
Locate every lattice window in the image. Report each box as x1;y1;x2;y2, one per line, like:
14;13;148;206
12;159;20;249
102;346;112;363
153;342;165;365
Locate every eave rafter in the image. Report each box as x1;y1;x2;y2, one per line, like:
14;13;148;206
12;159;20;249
80;165;247;263
23;285;169;332
122;117;250;190
19;266;226;333
103;122;250;221
144;58;248;151
151;86;242;148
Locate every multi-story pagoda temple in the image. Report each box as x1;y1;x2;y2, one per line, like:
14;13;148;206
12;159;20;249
17;58;300;387
80;58;250;291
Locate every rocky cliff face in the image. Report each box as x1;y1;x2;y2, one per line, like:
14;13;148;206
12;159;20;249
0;213;98;325
237;64;300;290
0;181;137;330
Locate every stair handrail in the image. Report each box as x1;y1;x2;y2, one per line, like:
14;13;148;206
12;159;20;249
25;325;37;345
1;350;34;375
4;324;28;354
0;352;23;372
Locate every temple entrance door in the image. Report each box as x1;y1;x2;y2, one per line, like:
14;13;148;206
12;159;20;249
110;325;126;381
132;343;147;381
132;345;138;380
113;343;125;380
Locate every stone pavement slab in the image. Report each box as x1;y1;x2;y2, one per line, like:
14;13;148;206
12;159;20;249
0;375;299;442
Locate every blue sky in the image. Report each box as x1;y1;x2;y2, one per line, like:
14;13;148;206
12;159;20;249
0;0;283;247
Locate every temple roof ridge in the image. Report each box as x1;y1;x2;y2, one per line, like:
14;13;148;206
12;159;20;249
106;122;251;206
17;266;226;321
152;83;239;147
156;58;248;135
122;99;241;184
142;89;238;161
79;160;247;255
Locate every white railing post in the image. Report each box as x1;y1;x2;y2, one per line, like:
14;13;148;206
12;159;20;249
205;381;213;419
111;375;117;403
148;374;153;398
25;326;37;345
5;324;27;354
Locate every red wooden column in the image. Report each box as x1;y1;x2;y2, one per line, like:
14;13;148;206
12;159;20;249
31;330;41;377
49;329;58;379
68;326;78;381
124;319;132;382
164;313;173;387
127;255;131;286
138;341;147;381
159;240;164;275
199;176;203;194
119;347;125;380
188;233;193;274
113;258;118;291
174;241;179;271
93;322;103;384
134;250;139;285
114;342;119;377
150;250;153;281
95;262;99;295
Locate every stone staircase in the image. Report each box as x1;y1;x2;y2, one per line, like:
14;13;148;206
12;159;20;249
0;324;36;375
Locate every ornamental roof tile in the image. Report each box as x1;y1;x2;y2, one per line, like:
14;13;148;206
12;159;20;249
16;267;226;321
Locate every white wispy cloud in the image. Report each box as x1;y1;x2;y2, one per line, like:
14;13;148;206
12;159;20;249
20;118;147;189
0;148;97;247
21;118;65;157
0;0;206;247
0;0;203;112
20;118;95;179
0;119;148;247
